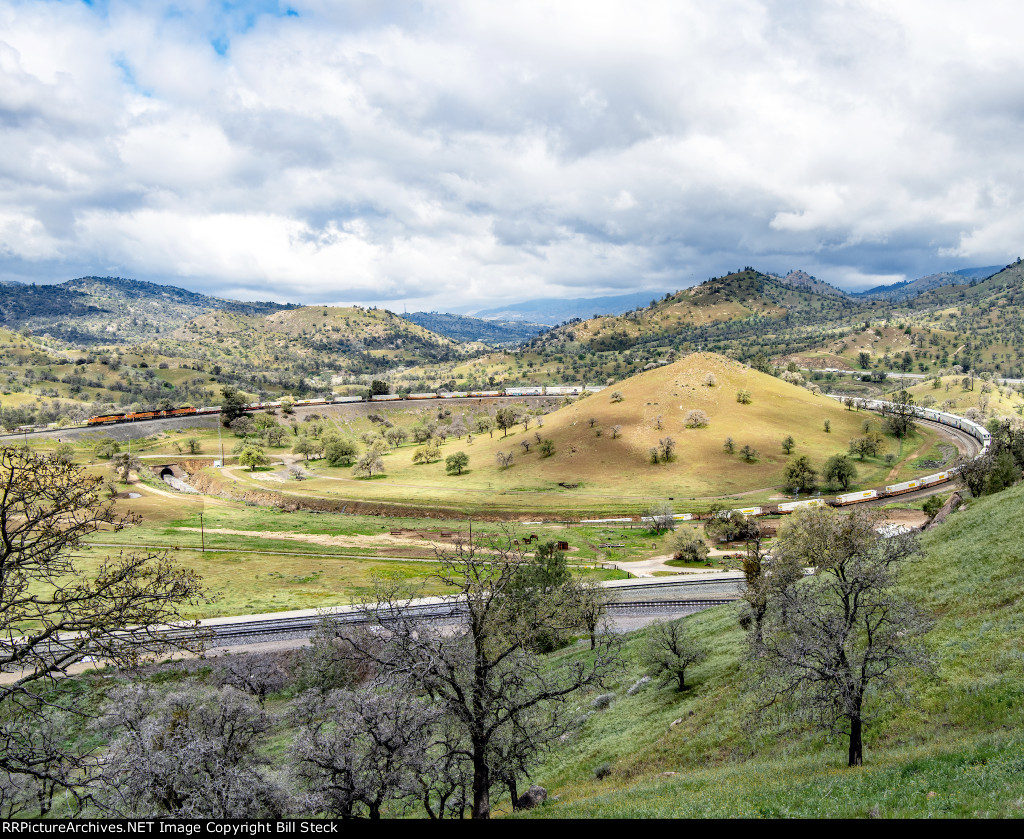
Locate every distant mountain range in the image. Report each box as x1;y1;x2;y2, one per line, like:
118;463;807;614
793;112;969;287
400;312;547;345
852;266;1004;300
465;290;674;326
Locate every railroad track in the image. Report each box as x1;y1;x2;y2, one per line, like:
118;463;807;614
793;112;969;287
150;589;742;648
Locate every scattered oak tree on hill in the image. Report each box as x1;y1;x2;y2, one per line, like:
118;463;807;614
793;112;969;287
783;455;817;493
823;454;857;490
669;529;709;564
445;451;469;475
881;389;917;438
644;619;708;692
684;409;709;428
220;385;248;426
238;443;269;472
325;438;358;466
110;452;141;483
646;502;675;534
354;451;385;478
495;407;519;437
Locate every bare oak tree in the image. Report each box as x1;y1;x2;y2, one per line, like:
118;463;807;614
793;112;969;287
95;685;288;818
644;619;708;691
344;535;621;818
290;682;433;819
0;447;206;794
750;508;933;766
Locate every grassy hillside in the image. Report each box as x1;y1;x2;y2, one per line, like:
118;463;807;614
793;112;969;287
527;484;1024;817
530;270;857;354
155;305;470;385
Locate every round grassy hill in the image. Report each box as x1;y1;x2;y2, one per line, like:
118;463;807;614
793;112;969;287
233;353;944;516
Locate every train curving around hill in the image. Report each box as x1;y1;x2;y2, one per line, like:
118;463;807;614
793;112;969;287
84;386;606;427
632;399;991;522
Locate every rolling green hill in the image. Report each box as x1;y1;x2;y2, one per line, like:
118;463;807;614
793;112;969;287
527;482;1024;817
213;352;942;516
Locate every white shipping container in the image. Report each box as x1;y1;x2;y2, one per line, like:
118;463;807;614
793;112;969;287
885;479;921;494
777;499;827;513
836;490;877;505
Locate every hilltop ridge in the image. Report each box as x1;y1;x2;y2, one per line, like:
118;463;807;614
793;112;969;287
0;276;293;346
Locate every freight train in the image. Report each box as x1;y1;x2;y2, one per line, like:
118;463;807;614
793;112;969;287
84;386;606;426
635;398;993;521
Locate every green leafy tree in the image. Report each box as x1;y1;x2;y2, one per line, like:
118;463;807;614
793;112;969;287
95;439;121;459
823;454;857;490
292;437;323;462
325;438;358;466
669;529;709;564
354;451;385;478
750;352;772;374
784;455;817;493
781;435;795;454
263;426;287;447
53;442;75;463
495;407;519;437
538;439;555;457
445;451;469;475
238;444;269;472
882;390;917;438
848;431;885;460
220;386;248;426
922;494;945;519
412;441;442;464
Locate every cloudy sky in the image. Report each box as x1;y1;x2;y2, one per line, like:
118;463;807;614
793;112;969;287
1;0;1022;308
